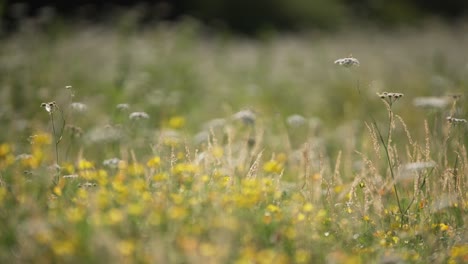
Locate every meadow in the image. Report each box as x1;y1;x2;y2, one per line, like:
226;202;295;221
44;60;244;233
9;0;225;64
0;17;467;263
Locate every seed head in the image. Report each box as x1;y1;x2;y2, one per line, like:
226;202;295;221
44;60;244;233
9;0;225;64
40;101;57;114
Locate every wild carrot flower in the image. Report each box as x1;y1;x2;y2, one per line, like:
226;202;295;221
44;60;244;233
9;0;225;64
334;56;360;67
116;103;130;111
233;109;256;125
377;92;404;106
103;158;121;168
413;97;450;109
40;101;57;114
129;111;149;120
446;116;467;124
287;114;307;127
70;102;88;112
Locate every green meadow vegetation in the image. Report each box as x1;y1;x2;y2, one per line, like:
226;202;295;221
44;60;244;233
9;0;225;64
0;18;467;263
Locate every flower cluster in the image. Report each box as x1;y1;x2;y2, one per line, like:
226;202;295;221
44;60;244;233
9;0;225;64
377;92;404;106
334;56;360;67
41;101;58;114
446;116;467;124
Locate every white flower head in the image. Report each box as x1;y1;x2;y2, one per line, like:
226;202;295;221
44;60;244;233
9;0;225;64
70;102;88;112
103;158;122;169
116;103;130;111
334;56;360;67
40;101;57;114
286;114;306;127
129;111;149;120
232;109;256;125
413;97;450;109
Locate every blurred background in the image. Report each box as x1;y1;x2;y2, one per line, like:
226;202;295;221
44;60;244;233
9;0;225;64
1;0;468;34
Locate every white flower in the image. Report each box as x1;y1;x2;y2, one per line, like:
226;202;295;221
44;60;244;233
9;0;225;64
413;97;450;109
116;103;130;111
70;102;88;112
334;57;360;67
103;158;122;168
403;161;436;171
40;101;57;114
286;114;306;127
129;111;149;120
232;109;256;125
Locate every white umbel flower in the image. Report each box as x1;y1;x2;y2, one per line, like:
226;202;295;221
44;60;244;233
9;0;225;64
129;111;149;120
334;57;360;67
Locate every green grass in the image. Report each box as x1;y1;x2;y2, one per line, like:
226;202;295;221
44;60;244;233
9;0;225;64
0;19;467;263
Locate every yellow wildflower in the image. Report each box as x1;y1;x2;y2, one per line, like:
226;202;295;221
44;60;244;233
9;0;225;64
78;159;94;170
118;240;135;256
0;143;11;157
168;116;186;129
263;159;283;173
146;156;161;168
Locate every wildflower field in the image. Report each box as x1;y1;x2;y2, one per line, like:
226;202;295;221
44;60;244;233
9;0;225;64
0;19;467;263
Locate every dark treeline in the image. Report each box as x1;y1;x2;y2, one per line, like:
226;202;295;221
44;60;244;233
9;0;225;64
1;0;468;33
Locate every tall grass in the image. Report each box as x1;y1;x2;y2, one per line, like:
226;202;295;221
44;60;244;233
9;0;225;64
0;18;467;263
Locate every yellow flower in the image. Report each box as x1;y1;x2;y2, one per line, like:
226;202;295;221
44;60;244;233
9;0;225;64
266;204;281;213
212;146;224;158
78;159;94;170
107;208;124;225
172;163;199;174
168;116;186;129
128;163;145;176
146;156;161;168
303;202;314;213
263;160;283;173
0;143;11;157
30;133;52;146
118;240;135;256
66;207;85;222
52;239;76;256
440;223;450;231
153;172;168;182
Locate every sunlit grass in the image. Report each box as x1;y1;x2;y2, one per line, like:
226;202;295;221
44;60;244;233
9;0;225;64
0;18;467;263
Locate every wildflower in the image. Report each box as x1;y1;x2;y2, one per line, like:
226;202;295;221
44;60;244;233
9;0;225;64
146;156;161;168
232;109;256;125
263;159;283;173
116;103;130;111
168;116;186;129
303;202;314;212
40;101;57;114
103;158;121;169
286;114;307;127
70;102;88;112
78;159;94;170
377;92;404;106
129;111;149;120
413;97;450;109
29;133;52;145
402;161;436;171
0;143;12;157
446;116;467;124
78;182;97;188
439;223;450;231
334;56;360;67
62;174;79;179
117;240;135;256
